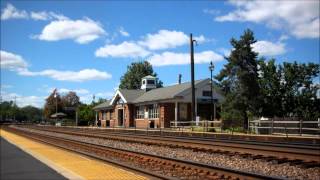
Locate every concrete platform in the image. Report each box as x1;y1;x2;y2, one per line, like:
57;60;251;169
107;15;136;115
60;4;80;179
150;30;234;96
0;129;148;180
0;137;67;180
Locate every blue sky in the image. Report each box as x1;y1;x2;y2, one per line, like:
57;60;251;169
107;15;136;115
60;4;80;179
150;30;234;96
1;0;319;107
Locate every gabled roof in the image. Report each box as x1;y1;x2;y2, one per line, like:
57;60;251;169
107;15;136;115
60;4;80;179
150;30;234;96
132;79;208;103
93;78;223;109
142;75;156;79
93;100;112;111
109;89;144;105
118;89;145;103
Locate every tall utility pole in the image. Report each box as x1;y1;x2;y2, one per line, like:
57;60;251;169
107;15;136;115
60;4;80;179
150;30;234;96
209;61;214;121
190;34;196;122
14;96;16;122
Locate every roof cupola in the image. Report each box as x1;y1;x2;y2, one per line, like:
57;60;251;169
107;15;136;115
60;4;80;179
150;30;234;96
141;75;157;91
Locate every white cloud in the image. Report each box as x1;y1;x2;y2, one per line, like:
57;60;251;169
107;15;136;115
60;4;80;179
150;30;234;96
253;40;286;56
30;11;68;21
95;41;150;58
1;84;13;89
36;18;106;44
215;0;319;39
96;29;210;60
30;11;50;20
148;51;224;66
48;12;68;21
138;30;208;50
1;91;44;108
1;50;112;82
217;48;231;57
138;30;189;50
1;3;68;21
119;27;130;37
1;3;28;20
59;88;90;95
19;69;112;82
279;35;289;41
80;92;114;104
0;50;28;71
203;9;221;15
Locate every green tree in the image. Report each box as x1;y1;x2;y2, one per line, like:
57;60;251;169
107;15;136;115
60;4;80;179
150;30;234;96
258;59;319;120
119;61;163;89
62;91;80;107
61;91;80;118
215;29;260;131
0;101;14;121
20;106;42;123
0;101;42;123
44;89;63;119
257;58;283;117
78;103;95;125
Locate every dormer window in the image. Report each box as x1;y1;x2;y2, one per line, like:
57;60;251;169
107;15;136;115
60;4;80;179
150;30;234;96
147;80;155;84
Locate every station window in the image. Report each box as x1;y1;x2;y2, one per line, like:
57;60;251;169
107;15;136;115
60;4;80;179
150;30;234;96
135;106;144;119
148;104;159;119
147;80;155;84
203;91;211;97
110;110;114;119
102;111;107;120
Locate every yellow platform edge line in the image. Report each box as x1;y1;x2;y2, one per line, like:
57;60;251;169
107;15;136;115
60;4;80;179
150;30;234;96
1;129;85;180
1;129;148;180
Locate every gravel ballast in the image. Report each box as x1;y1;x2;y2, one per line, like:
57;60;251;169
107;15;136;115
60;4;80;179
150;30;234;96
14;126;320;180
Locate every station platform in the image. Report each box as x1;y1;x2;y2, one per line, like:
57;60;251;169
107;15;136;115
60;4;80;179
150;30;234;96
0;129;147;180
0;137;67;180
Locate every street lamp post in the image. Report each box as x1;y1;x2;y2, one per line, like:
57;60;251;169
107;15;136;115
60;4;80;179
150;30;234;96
209;61;215;122
54;91;58;124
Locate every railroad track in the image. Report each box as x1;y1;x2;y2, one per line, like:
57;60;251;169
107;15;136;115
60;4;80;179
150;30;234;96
4;126;284;180
21;125;320;167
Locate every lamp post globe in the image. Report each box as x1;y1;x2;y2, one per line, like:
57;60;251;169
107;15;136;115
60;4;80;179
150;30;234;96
209;61;215;124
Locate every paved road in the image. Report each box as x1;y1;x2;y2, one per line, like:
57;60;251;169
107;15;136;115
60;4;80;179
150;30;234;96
0;137;67;180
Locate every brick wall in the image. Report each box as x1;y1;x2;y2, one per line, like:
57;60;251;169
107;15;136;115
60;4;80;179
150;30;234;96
99;112;102;120
101;120;106;127
160;103;175;128
110;120;115;127
135;120;149;129
187;103;192;121
125;104;135;127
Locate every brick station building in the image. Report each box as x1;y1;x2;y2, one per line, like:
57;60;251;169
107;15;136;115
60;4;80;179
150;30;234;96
93;75;223;129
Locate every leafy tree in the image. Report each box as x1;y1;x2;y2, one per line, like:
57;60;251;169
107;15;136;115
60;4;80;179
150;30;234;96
258;60;320;120
20;106;42;123
0;101;42;123
78;103;95;125
0;101;15;121
43;89;63;119
62;91;80;107
257;58;283;117
119;61;163;89
215;29;260;131
61;91;80;118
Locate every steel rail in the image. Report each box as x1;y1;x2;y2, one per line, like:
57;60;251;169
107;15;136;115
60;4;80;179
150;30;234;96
26;125;320;164
36;125;320;148
6;126;286;180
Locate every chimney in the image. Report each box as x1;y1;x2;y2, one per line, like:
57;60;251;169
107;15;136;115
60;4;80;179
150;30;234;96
178;74;182;84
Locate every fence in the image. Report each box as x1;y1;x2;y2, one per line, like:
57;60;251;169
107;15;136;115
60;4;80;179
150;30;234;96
170;120;222;132
250;118;320;136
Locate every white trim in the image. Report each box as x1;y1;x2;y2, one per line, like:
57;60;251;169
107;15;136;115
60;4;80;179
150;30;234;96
110;90;127;105
176;79;210;97
174;101;178;123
